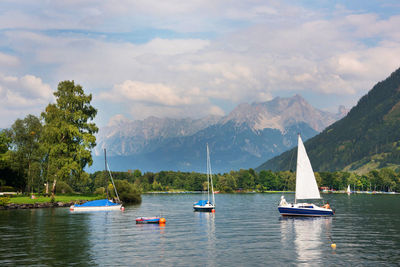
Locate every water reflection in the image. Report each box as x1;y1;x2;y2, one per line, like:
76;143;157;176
194;212;216;265
0;208;93;266
280;217;332;265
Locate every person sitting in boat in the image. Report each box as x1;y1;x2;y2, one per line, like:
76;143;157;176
321;202;330;209
279;196;288;206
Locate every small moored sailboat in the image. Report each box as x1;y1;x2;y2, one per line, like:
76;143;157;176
278;134;334;216
346;184;351;194
70;149;123;211
193;144;215;212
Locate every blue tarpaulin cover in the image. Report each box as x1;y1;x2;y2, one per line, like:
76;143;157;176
74;199;119;207
194;200;208;206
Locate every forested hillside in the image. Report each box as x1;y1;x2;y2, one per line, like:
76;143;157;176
257;67;400;173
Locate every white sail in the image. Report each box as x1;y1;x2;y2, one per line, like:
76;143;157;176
295;135;321;201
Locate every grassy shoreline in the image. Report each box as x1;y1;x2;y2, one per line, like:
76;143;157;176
7;195;101;204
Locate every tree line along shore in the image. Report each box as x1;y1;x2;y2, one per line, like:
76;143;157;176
2;167;399;208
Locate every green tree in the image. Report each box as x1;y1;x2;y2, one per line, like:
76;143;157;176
7;115;43;192
113;179;142;204
0;130;11;187
217;173;237;192
0;130;25;190
0;130;10;157
259;170;280;190
41;80;98;196
379;168;397;191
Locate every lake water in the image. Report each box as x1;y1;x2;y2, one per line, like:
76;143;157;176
1;193;400;266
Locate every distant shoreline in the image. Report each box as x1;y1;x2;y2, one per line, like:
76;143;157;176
144;190;399;194
144;191;295;194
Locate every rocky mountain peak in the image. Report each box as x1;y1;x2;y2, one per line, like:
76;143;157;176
107;114;132;127
222;95;339;133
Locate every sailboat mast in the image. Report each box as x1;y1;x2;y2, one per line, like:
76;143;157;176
207;144;210;202
206;144;215;205
295;134;299;204
210;159;215;206
104;148;109;200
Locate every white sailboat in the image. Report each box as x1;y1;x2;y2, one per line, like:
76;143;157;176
193;144;216;212
346;184;351;194
278;134;334;216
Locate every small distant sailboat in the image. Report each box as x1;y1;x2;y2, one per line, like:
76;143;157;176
193;144;215;212
70;149;123;211
278;134;334;216
346;184;351;195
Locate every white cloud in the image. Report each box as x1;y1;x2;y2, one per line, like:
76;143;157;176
99;80;225;120
1;1;400;126
0;73;53;127
0;52;19;67
101;80;196;106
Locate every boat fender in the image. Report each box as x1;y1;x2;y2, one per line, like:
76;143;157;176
211;209;215;213
121;206;125;211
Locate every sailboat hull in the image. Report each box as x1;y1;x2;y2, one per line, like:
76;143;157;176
70;199;122;212
193;207;214;212
136;217;161;224
193;206;215;212
278;205;334;216
70;205;122;211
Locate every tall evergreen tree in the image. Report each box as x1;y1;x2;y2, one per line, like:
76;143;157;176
41;80;98;196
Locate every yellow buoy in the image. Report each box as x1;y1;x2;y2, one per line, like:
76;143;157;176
331;243;336;249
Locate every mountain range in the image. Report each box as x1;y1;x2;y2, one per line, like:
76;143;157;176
90;95;346;173
257;68;400;173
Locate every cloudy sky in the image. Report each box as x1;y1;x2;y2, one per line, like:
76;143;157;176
1;0;400;128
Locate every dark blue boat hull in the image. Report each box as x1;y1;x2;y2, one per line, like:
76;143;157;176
136;218;160;224
278;207;334;216
193;206;214;212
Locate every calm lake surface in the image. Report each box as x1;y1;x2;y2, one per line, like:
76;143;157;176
1;193;400;266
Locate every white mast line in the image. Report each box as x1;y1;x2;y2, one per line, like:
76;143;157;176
107;162;121;203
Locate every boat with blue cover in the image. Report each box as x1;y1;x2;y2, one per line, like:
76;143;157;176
193;200;215;212
70;149;123;212
193;144;215;212
278;134;334;217
70;199;122;211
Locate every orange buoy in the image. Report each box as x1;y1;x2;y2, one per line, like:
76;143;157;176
159;217;166;223
211;209;215;213
121;207;125;211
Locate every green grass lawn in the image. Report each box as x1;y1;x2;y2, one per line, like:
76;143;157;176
9;195;101;204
